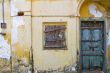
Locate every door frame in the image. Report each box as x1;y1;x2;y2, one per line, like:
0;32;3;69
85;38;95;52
79;18;107;73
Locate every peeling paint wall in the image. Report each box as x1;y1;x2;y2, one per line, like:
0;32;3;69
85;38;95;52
10;0;78;71
11;0;32;72
0;0;11;72
1;0;110;72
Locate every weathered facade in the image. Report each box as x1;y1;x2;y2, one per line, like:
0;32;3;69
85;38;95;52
0;0;110;73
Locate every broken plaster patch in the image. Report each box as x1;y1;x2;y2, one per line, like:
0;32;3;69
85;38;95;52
88;4;103;17
0;35;11;60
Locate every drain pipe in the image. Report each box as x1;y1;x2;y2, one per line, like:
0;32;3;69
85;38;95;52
2;0;4;23
31;0;34;73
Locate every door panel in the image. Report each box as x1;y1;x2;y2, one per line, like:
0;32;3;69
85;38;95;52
80;21;105;72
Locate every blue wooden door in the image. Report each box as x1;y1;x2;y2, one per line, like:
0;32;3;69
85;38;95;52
80;21;105;72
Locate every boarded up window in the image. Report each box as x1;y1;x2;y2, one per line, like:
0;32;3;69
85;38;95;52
44;22;66;49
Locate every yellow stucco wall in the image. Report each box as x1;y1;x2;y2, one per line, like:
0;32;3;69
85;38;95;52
1;0;110;71
32;17;77;70
10;0;79;71
32;0;77;16
10;0;110;71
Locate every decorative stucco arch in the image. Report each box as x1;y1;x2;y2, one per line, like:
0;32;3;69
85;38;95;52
77;0;85;16
76;0;106;17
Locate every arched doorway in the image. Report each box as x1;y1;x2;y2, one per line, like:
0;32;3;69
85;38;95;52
78;0;110;73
